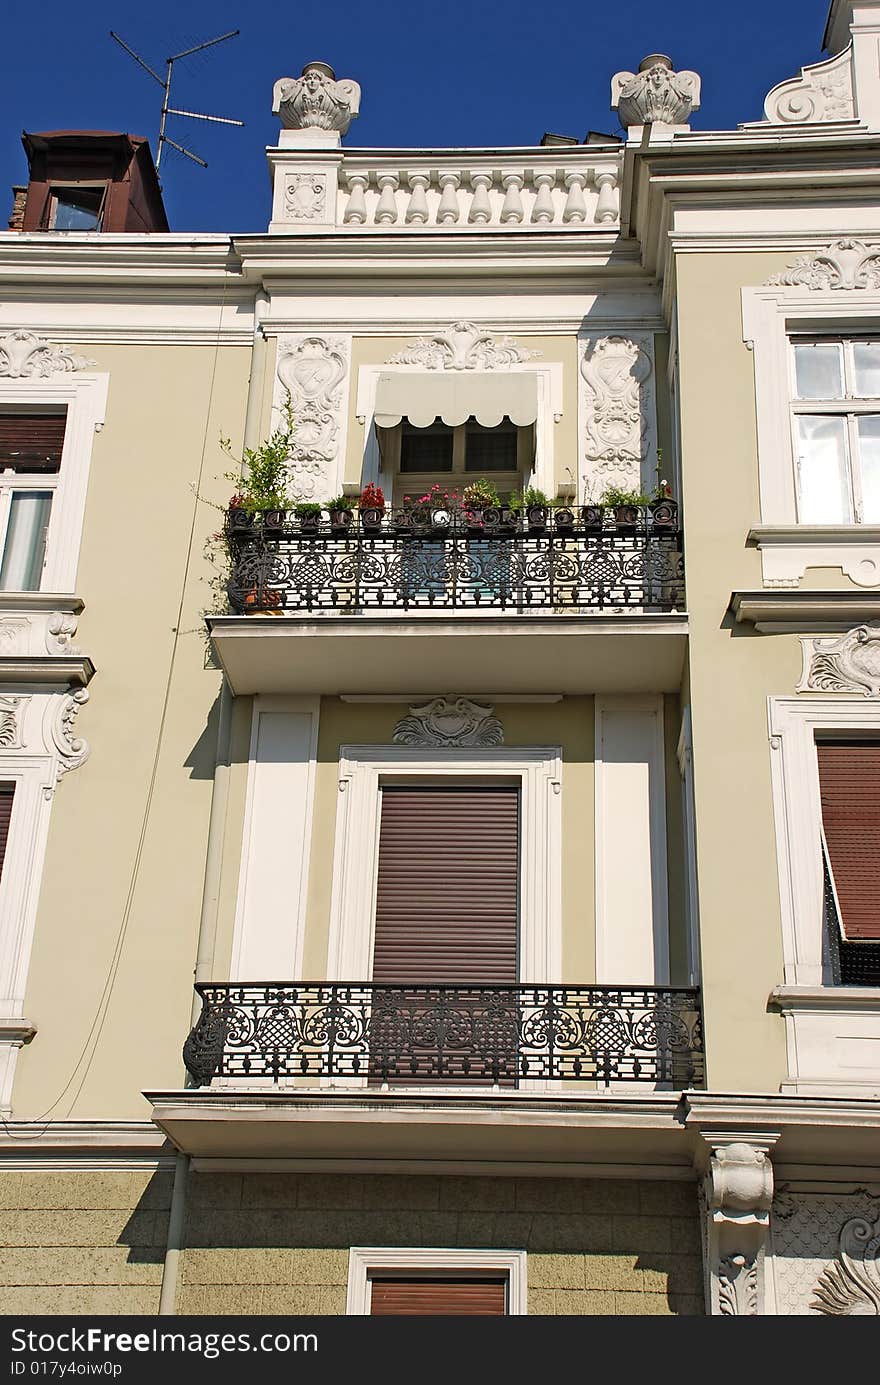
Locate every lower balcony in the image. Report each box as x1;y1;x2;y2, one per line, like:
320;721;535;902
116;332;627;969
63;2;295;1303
181;982;704;1090
148;983;705;1165
209;508;687;696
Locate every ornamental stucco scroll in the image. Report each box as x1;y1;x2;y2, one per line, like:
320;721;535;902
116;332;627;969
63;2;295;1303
392;697;504;748
763;46;854;124
798;624;880;697
387;322;537;372
0;330;94;378
579;335;656;498
767;239;880;290
275;335;350;501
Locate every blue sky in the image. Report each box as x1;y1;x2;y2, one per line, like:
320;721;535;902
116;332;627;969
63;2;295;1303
3;0;831;233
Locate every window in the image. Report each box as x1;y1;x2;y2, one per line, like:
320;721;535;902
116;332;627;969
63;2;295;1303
0;784;15;883
48;185;105;231
792;337;880;523
368;1275;507;1315
383;417;533;501
816;738;880;985
346;1248;527;1315
0;411;66;591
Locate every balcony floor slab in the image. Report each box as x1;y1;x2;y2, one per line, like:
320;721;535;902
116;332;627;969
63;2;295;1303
207;612;689;696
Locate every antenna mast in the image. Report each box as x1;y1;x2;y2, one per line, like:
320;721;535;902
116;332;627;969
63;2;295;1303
109;29;244;172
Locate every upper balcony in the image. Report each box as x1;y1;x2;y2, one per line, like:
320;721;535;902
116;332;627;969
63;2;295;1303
208;500;688;696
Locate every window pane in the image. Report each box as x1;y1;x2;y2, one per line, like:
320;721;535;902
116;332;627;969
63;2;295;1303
796;415;851;522
857;415;880;522
853;342;880;397
0;492;52;590
400;423;453;473
52;187;103;231
465;420;518;472
794;343;843;400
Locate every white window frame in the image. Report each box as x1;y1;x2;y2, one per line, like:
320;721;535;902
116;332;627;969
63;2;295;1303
742;286;880;587
768;694;880;985
328;745;562;986
789;334;880;524
0;374;107;594
768;695;880;1095
346;1247;528;1315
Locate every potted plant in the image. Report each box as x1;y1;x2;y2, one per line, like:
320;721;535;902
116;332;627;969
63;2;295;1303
462;478;500;531
326;494;354;532
358;482;386;532
221;398;295;528
512;487;551;530
553;504;576;533
295;501;323;534
649;478;678;530
600;485;648;531
581;502;604;531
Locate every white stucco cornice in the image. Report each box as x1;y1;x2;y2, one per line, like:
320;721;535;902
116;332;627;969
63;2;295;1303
0;233;243;288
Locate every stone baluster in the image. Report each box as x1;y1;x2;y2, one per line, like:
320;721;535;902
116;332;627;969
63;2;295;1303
405;172;430;224
595;170;619;224
375;173;399;225
343;172;369;225
437;172;461;224
468;172;494;225
500;172;525;224
531;170;556;224
562;170;588;224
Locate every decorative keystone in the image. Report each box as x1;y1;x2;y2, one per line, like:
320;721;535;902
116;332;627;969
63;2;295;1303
611;54;701;129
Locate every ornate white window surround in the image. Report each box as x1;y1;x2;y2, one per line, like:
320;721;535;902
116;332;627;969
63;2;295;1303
0;369;107;594
355;361;563;501
768;694;880;1096
328;745;562;986
346;1247;528;1315
0;687;91;1113
742;276;880;588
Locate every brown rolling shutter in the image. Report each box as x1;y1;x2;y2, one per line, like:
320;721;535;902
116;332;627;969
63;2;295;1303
0;414;66;472
817;742;880;941
0;784;15;882
370;1277;506;1315
372;786;519;983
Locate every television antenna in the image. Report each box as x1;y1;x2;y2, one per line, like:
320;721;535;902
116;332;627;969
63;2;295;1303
109;29;244;173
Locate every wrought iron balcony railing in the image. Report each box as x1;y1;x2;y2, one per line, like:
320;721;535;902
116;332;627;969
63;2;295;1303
224;503;685;614
183;982;704;1089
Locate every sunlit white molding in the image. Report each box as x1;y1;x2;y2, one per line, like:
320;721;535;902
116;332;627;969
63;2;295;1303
346;1247;527;1315
231;697;320;984
594;696;669;989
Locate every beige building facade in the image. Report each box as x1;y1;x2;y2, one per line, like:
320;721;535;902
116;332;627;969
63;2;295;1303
0;0;878;1318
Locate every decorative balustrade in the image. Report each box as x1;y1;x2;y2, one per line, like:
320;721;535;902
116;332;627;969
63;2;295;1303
183;982;705;1088
336;158;620;229
224;503;684;614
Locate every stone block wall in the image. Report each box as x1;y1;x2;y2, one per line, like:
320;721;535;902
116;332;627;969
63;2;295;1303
0;1168;173;1315
180;1173;704;1315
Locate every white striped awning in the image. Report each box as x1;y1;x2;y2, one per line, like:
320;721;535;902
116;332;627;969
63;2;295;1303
373;370;539;429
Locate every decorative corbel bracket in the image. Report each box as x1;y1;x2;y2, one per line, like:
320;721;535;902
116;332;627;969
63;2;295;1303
695;1132;780;1315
